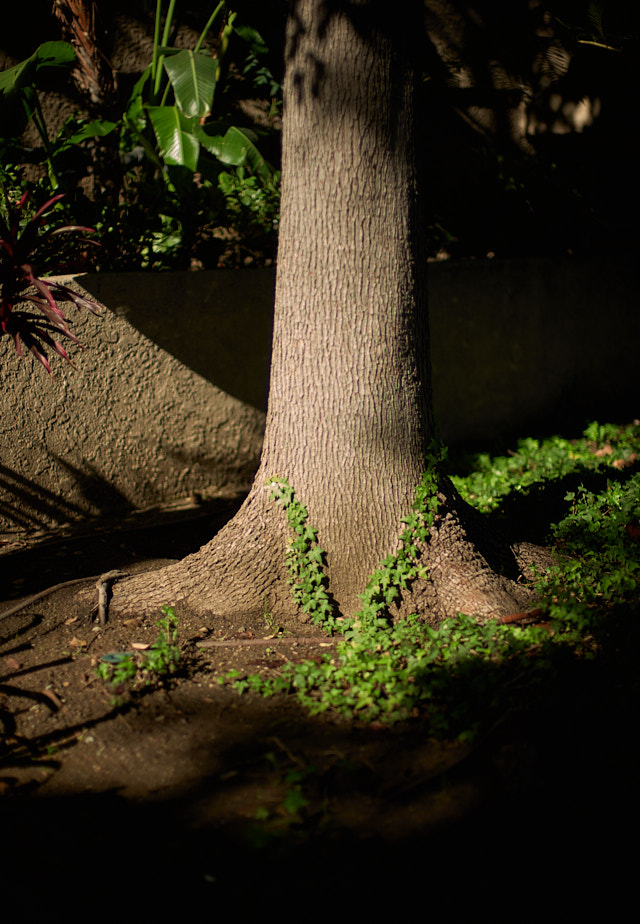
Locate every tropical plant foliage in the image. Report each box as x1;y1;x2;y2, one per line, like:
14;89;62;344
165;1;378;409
0;2;282;270
0;191;101;372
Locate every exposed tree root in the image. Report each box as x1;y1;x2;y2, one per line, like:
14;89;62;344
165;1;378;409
109;485;299;622
391;486;550;625
108;477;553;628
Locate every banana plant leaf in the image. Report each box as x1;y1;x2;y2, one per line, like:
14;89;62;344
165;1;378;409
0;41;76;98
163;49;217;119
147;105;199;170
56;119;118;154
233;24;269;56
126;65;152;129
0;41;76;135
196;125;275;184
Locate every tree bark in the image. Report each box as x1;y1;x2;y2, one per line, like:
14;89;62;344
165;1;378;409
110;1;540;625
52;0;116;110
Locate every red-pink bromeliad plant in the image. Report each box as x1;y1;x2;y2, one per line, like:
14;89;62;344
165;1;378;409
0;192;101;373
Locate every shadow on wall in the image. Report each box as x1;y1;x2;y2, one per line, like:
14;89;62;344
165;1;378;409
0;494;245;601
2;258;638;538
77;270;275;413
80;258;640;444
427;256;640;444
0;447;255;538
1;280;267;535
0;463;84;531
0;460;131;532
164;444;261;495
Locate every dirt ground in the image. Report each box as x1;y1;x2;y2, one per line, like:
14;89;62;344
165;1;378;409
1;496;637;914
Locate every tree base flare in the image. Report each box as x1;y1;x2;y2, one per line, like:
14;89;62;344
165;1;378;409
108;480;550;629
108;487;301;623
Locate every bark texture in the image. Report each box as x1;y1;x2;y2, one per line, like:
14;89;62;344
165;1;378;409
52;0;116;109
111;0;543;625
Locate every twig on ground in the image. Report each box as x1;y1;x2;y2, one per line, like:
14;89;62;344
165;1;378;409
0;570;129;623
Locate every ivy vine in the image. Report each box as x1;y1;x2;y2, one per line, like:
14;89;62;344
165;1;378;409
221;424;640;732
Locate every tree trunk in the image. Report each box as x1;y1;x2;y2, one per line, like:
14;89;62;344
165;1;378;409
110;1;539;625
52;0;116;109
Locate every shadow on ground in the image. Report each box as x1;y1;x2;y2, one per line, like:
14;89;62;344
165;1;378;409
0;493;246;601
1;678;637;914
1;478;638;915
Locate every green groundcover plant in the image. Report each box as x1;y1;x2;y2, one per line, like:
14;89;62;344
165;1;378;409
221;421;640;738
96;605;181;695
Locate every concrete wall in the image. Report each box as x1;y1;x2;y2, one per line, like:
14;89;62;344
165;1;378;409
1;258;637;533
428;256;639;444
1;271;272;534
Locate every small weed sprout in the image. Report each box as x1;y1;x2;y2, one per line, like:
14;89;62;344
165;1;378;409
143;605;181;677
262;595;284;636
96;605;181;693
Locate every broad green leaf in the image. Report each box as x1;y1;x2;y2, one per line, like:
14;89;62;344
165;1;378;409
56;119;117;153
233;24;269;56
196;125;275;183
195;126;231;158
126;65;152;127
147;105;199;170
31;41;77;71
163;49;216;119
0;41;76;98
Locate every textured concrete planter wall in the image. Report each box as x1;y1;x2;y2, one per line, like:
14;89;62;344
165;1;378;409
1;258;637;534
1;270;273;535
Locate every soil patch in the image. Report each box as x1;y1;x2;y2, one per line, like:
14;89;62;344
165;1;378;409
1;501;637;913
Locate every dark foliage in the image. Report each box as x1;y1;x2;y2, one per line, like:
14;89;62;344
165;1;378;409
0;191;101;373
